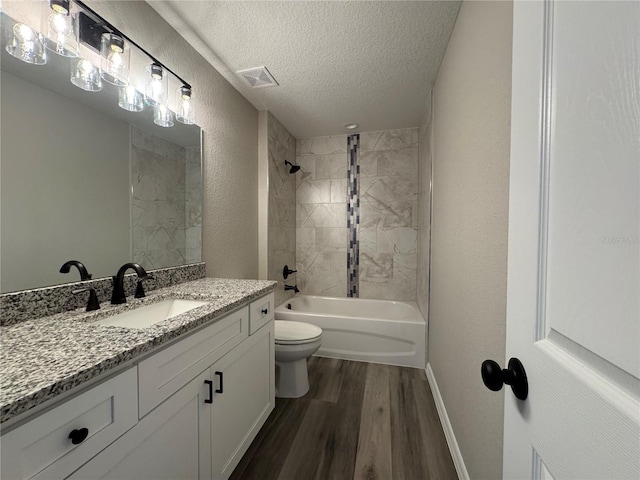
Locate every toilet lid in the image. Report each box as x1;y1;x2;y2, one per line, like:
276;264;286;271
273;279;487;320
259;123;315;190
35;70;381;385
275;321;322;344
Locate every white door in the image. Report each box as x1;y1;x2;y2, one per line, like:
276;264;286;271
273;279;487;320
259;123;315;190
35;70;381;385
503;1;640;479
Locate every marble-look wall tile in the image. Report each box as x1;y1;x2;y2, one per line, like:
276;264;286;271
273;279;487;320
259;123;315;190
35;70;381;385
296;128;419;301
358;128;419;302
297;179;331;204
330;178;348;204
315;153;349;179
359;199;413;228
361;253;393;279
376;227;417;254
297;203;347;228
297;135;348;155
296;251;347;297
131;127;190;270
360;128;418;153
267;113;297;307
315;228;348;253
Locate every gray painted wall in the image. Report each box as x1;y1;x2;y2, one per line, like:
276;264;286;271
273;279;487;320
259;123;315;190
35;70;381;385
88;0;259;279
1;71;130;292
426;1;513;478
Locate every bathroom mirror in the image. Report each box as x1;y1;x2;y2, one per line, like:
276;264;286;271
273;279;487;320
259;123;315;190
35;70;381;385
0;12;203;293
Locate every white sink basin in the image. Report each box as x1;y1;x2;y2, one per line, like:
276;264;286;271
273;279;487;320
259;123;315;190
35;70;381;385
93;299;209;329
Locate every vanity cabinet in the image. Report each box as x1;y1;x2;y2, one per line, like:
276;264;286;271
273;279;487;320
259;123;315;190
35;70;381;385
0;368;138;480
210;322;273;478
67;370;213;480
0;292;275;480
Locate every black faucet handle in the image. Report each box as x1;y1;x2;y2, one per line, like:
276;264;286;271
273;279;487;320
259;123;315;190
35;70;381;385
72;287;100;312
135;274;154;299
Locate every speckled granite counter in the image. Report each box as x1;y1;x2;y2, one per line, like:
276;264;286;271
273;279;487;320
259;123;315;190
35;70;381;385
0;278;277;424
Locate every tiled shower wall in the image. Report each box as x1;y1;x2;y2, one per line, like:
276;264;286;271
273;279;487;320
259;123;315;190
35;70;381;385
267;113;297;307
296;128;419;301
131;127;201;269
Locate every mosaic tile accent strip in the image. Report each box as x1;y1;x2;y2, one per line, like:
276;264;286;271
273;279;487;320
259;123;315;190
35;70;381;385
0;263;206;326
347;134;360;297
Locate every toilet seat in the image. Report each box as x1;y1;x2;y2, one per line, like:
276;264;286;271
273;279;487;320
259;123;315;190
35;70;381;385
275;321;322;345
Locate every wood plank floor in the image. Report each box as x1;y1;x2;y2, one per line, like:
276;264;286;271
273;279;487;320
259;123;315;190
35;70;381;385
230;357;457;480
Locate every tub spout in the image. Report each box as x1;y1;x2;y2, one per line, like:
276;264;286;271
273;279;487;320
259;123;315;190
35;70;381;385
284;284;299;293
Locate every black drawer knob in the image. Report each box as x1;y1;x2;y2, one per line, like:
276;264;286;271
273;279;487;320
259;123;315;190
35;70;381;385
481;357;528;400
261;308;268;315
68;427;89;445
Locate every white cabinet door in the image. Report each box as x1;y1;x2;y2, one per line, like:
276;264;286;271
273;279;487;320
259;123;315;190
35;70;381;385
210;323;274;480
68;371;212;480
504;1;640;478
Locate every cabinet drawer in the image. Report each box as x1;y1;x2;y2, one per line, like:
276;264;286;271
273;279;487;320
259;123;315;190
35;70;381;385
138;307;248;417
0;367;137;480
249;293;274;335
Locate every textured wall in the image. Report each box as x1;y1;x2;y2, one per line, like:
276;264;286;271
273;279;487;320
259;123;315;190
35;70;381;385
88;1;259;279
427;1;513;478
296;129;418;299
267;113;297;307
417;96;432;361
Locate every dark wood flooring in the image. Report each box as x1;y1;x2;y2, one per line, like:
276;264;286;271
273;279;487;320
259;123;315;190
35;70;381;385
230;357;457;480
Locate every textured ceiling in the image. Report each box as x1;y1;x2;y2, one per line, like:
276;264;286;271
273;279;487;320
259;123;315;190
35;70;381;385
148;1;461;138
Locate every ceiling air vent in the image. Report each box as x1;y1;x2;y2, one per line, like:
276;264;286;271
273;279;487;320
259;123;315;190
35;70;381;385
236;66;279;88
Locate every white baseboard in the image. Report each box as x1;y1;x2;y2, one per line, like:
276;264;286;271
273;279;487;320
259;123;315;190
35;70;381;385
426;363;470;480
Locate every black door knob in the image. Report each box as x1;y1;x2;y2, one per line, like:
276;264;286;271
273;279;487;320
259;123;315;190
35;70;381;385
68;427;89;445
481;357;528;400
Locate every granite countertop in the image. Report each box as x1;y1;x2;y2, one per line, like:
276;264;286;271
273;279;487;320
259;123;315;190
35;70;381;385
0;278;277;424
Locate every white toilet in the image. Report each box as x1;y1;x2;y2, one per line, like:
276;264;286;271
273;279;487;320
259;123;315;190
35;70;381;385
274;320;323;398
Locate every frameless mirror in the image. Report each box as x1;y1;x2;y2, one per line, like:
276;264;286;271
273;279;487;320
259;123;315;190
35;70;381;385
0;11;203;293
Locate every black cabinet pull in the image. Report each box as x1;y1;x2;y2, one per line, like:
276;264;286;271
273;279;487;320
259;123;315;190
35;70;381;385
215;371;224;394
204;380;213;404
261;308;268;315
68;428;89;445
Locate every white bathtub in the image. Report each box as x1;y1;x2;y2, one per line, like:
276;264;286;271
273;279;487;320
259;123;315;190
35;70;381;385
275;295;426;368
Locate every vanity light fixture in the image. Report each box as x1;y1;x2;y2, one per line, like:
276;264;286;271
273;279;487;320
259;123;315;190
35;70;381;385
145;63;167;107
100;32;129;85
70;58;101;91
344;123;359;130
2;0;196;127
118;85;144;112
41;0;78;57
154;104;174;128
176;85;195;125
5;23;47;65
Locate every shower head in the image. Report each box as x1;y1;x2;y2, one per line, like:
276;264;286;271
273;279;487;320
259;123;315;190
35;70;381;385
284;160;300;174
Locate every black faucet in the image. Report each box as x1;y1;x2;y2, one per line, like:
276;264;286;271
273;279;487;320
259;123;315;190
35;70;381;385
111;263;150;304
284;284;300;293
59;260;92;281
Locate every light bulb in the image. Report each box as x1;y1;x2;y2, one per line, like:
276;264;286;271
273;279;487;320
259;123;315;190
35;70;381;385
145;64;167;106
176;86;195;125
100;34;129;86
70;59;102;92
154;104;174;128
42;0;78;57
118;85;144;112
5;23;47;65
